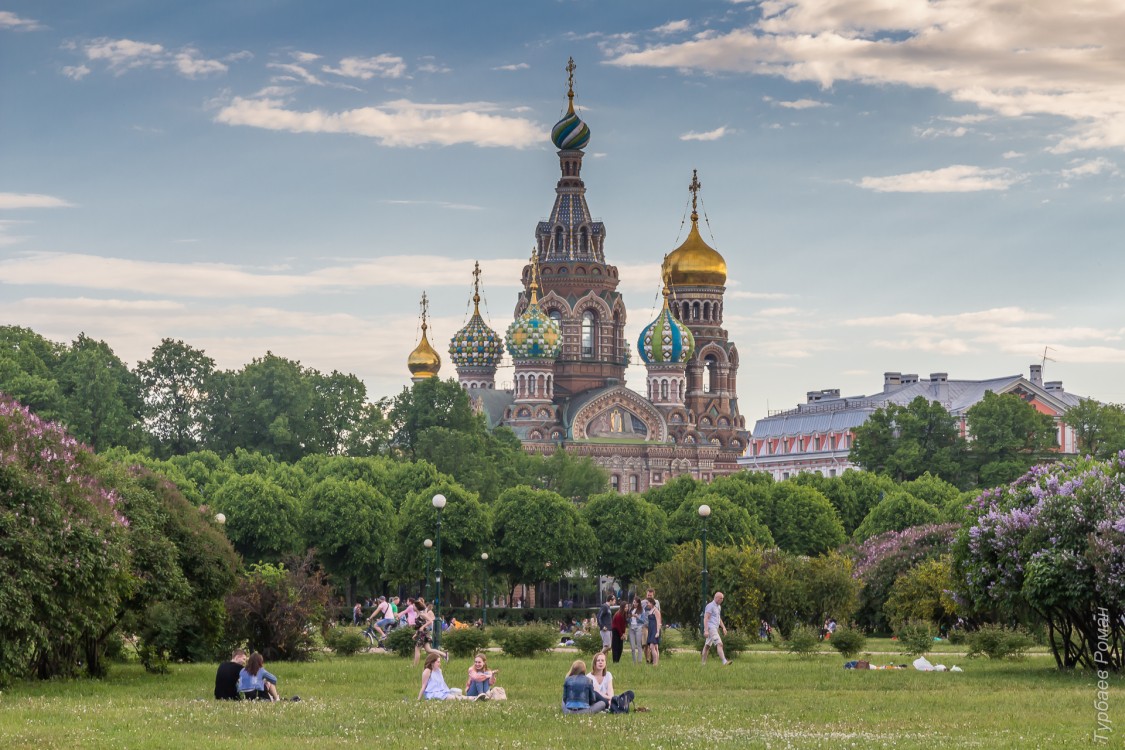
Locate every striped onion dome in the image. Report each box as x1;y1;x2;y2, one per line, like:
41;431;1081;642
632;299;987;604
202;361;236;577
505;272;560;361
638;287;695;365
551;58;590;150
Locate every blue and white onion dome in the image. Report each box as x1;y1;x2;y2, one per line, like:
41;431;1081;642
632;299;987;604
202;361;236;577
638;287;695;365
449;293;504;369
551;99;590;150
505;282;561;360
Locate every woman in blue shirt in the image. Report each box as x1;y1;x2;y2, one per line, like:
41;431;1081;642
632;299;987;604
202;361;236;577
238;652;279;701
561;660;606;714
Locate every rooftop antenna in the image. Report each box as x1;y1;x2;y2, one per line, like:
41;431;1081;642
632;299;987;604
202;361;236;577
1041;345;1056;373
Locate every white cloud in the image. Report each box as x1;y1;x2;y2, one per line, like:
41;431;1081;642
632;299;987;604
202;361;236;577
914;126;968;139
292;51;321;63
493;63;529;71
1061;157;1118;179
0;220;29;246
941;114;992;124
858;165;1021;193
1002;150;1025;159
0;11;44;31
608;2;1125;153
83;38;165;73
323;54;407;80
777;98;827;109
267;62;324;86
653;20;690;35
0;193;74;209
756;306;800;317
680;126;729;141
225;50;254;62
214;97;544;148
0;252;530;298
62;64;90;80
174;49;228;78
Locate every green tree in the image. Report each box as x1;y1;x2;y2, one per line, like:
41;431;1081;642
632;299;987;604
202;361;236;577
533;447;609;503
900;471;962;508
57;333;144;450
304;477;394;602
388;377;480;459
767;482;846;555
646;542;765;635
385;480;491;600
702;472;773;520
851;396;967;484
415;426;526;504
228;354;319;461
213;474;303;564
345;401;393;456
0;325;66;421
883;556;958;629
643;474;699;515
835;470;898;535
308;369;369;456
581;493;670;589
668;493;773;548
1063;398;1125;458
491;486;595;596
853;490;942;542
967;391;1057;487
136;339;215;457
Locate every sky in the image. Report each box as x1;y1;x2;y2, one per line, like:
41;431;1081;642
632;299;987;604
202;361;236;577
2;0;1124;427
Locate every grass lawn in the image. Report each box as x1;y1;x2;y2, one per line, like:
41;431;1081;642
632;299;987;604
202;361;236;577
0;646;1113;749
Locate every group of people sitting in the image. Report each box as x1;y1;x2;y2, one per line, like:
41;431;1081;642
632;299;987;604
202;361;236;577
418;652;501;701
214;648;289;701
562;653;636;714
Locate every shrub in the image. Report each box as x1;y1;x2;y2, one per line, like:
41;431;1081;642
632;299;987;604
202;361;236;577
896;619;936;657
946;628;967;645
720;630;750;656
829;626;867;659
324;627;368;658
492;625;558;658
384;627;416;658
966;624;1036;660
442;627;491;659
571;633;603;655
778;625;821;657
223;554;332;661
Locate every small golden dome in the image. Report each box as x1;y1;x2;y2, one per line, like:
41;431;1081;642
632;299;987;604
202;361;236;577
663;214;727;287
407;292;441;379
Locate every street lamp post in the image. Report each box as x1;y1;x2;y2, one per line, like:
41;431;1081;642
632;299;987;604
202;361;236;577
481;553;489;626
698;504;711;634
423;538;433;601
432;493;446;650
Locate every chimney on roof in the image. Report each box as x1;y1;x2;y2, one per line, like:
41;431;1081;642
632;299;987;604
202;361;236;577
901;373;919;385
1029;364;1043;385
806;388;841;404
884;372;902;393
1045;381;1064;393
930;373;949;402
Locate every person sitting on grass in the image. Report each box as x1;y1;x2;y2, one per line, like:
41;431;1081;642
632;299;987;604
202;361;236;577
214;648;247;700
418;652;468;700
562;659;606;714
238;652;280;701
465;653;499;698
589;651;636;713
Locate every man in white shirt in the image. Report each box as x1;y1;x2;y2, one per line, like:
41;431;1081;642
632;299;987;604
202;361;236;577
702;591;730;666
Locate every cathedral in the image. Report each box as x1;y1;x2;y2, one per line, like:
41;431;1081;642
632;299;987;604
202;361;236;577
407;60;749;492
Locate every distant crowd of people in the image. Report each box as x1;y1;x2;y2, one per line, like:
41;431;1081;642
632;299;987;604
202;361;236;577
216;585;738;714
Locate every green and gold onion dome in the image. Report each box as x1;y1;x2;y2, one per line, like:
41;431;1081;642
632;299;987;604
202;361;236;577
638;285;696;365
662;212;727;287
505;277;560;361
450;293;503;370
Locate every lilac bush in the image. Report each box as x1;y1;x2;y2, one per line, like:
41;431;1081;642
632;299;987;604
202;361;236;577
0;393;132;680
848;523;959;632
954;452;1125;671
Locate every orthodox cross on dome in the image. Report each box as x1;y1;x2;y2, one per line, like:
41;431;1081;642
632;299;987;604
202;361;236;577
420;291;430;333
689;168;702;219
472;260;482;309
528;248;541;304
566;56;577;113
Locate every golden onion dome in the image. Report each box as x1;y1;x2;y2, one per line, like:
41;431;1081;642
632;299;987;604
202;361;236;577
663;213;727;287
663;169;727;287
407;293;441;379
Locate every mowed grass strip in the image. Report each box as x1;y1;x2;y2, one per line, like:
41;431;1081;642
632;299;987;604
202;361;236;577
0;649;1109;749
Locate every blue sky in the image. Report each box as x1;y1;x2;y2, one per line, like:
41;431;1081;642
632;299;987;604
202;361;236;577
2;0;1123;424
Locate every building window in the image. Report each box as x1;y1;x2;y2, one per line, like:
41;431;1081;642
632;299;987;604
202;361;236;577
548;309;562;326
554;226;563;253
629;475;638;492
580;227;589;254
610;475;620;491
703;354;718;393
582;311;596;357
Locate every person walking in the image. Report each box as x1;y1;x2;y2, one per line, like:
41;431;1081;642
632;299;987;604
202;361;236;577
597;594;616;654
702;591;731;666
610;599;627;663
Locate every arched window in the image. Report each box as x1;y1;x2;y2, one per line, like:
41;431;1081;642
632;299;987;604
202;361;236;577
629;475;639;492
704;354;718;393
661;380;669;400
582;311;596;357
548;309;562;326
682;301;690;320
692;302;701;320
610;475;620;491
580;227;589;255
554;226;564;254
703;301;711;320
